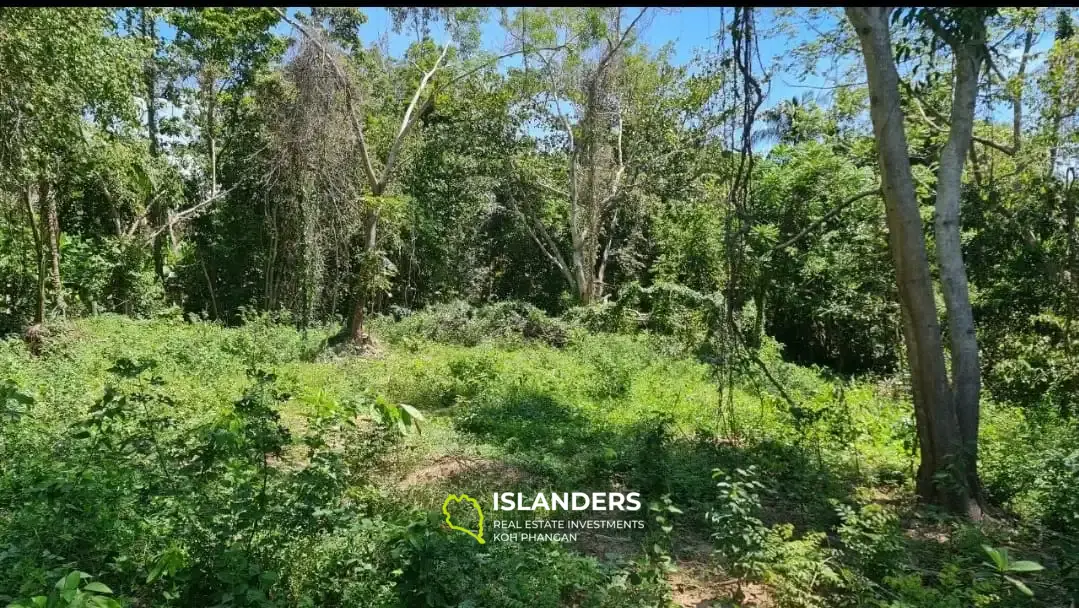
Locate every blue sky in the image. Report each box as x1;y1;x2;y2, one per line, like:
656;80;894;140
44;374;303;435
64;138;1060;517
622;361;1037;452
152;6;1061;158
157;7;1062;116
273;7;831;112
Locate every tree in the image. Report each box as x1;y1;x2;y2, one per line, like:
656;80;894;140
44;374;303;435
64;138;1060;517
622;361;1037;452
504;7;651;305
846;7;980;514
277;8;536;342
920;8;995;515
0;8;141;327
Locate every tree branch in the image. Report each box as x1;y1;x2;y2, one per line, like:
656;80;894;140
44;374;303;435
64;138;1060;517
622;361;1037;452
761;186;882;259
381;42;451;189
145;186;235;241
905;80;1017;155
275;8;380;189
435;44;566;93
597;8;649;73
505;190;574;287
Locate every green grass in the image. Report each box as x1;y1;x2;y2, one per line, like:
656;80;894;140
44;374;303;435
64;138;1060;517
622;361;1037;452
0;313;1073;607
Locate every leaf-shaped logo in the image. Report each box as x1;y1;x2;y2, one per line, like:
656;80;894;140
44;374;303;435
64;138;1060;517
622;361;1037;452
442;493;485;544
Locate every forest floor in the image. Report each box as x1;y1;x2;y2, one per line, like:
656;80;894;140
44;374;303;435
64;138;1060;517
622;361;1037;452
0;313;1072;607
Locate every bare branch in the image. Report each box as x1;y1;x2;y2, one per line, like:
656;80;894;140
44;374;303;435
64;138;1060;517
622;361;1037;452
905;80;1017;156
381;42;452;189
505;190;574;286
275;8;380;189
536;179;569;199
436;45;567;93
145;187;236;241
597;8;649;73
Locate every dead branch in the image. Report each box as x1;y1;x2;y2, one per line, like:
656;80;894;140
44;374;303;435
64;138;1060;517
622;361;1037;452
145;186;236;241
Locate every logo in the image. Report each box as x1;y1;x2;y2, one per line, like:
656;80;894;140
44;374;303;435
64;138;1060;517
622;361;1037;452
442;493;485;544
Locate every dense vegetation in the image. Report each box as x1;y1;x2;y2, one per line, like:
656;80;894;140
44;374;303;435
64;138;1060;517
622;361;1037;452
1;6;1077;607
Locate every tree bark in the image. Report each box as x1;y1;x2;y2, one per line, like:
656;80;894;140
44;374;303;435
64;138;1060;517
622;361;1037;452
40;179;64;317
347;204;380;343
22;185;45;325
933;33;985;518
846;7;971;512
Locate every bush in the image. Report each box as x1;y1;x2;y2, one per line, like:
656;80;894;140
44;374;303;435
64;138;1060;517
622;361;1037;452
562;302;640;334
373;300;569;347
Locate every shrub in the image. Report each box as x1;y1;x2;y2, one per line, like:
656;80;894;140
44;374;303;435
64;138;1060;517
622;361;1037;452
374;300;568;347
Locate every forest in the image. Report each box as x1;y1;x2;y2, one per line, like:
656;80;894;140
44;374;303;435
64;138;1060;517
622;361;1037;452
1;5;1078;607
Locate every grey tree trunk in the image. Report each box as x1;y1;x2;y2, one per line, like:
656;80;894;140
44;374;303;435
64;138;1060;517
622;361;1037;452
348;204;380;343
846;7;971;513
41;179;64;317
933;36;985;517
22;185;45;325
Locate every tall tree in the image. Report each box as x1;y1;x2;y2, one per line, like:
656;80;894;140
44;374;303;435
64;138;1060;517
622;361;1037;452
505;7;650;305
0;8;141;327
920;8;995;515
845;7;979;514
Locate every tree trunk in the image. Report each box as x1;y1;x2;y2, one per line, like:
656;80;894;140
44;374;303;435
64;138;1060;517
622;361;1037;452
208;78;218;200
1011;28;1033;154
22;185;45;325
142;9;167;286
846;7;971;513
751;284;766;349
347;205;380;343
40;179;64;317
933;37;985;517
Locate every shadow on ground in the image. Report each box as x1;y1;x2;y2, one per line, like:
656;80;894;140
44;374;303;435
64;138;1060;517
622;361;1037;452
449;387;867;541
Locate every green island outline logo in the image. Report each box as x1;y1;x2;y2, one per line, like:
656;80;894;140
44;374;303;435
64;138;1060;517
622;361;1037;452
442;493;485;544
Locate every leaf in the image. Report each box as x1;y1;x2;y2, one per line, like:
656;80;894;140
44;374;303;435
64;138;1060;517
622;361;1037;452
1007;560;1045;573
982;545;1007;571
398;403;426;423
58;572;82;593
131;161;153;199
82;582;112;594
1004;574;1034;597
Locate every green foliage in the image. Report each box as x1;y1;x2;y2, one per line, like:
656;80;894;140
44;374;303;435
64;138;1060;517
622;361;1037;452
374;300;569;348
708;466;841;608
7;571;120;608
834;501;904;580
0;313;1076;607
981;545;1045;597
3;5;1079;606
708;466;775;579
752;142;896;373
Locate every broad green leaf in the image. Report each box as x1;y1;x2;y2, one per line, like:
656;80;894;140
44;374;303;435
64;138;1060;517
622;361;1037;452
82;582;113;594
1008;560;1045;573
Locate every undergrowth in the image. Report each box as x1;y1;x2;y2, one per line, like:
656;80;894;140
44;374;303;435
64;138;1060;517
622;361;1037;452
0;309;1074;607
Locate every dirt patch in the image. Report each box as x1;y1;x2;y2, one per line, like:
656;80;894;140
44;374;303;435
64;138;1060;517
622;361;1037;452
669;561;773;608
398;454;526;489
315;334;387;362
569;507;645;559
905;522;952;545
667;541;775;608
